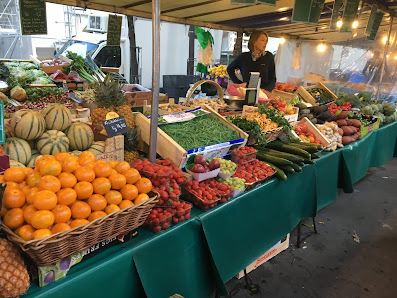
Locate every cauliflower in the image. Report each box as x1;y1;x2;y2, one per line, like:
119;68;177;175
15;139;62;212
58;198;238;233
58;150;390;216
10;86;27;101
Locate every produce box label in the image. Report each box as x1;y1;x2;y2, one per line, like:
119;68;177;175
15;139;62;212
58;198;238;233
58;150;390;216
148;107;210;125
103;116;128;137
19;0;48;35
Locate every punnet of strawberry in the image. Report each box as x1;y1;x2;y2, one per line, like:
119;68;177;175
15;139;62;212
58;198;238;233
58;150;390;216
156;158;187;185
184;181;220;210
238;159;275;181
231;146;257;164
144;208;173;233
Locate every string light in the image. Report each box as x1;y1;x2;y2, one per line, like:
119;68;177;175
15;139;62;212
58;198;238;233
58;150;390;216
336;20;343;28
279;17;288;21
352;21;358;29
383;36;388;44
317;43;326;52
279;37;286;44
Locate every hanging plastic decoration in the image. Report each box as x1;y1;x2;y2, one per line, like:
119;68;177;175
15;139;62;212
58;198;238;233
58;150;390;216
195;27;214;74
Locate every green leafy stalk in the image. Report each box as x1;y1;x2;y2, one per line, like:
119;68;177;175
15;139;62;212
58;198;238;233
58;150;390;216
227;116;267;146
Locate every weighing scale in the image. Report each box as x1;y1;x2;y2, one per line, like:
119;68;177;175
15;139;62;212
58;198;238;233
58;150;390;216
245;72;261;105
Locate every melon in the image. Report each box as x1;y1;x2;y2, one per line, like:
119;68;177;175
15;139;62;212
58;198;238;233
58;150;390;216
10;109;46;140
27;150;42;168
88;141;105;155
37;130;70;155
41;103;72;131
4;137;32;165
10;160;26;168
65;123;94;151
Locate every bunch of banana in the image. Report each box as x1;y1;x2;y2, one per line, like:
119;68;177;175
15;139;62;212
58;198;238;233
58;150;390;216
208;65;228;78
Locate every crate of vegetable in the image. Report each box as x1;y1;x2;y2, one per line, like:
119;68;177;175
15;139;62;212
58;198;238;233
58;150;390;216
30;55;72;75
135;106;248;169
297;82;337;106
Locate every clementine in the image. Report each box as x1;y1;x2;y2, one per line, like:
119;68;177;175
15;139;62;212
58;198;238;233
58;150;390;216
51;223;71;234
18;224;35;241
120;184;139;201
105;204;120;214
23;204;38;224
87;194;107;211
114;161;130;175
92;177;111;195
38;175;61;193
135;178;152;194
33;190;57;210
31;210;55;229
134;193;150;205
33;229;52;240
109;173;126;190
104;190;122;205
108;161;119;168
70;201;91;219
61;156;80;173
56;188;77;206
3;208;24;229
4;168;25;183
124;168;141;184
70;219;89;229
54;152;72;162
26;187;39;205
93;163;112;178
88;211;107;222
26;171;42;188
119;200;134;209
58;172;77;188
51;204;72;223
39;159;62;176
35;155;55;171
3;189;25;208
74;166;95;182
74;181;94;200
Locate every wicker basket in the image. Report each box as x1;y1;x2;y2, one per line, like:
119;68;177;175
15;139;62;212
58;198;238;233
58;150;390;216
0;190;158;266
247;127;283;145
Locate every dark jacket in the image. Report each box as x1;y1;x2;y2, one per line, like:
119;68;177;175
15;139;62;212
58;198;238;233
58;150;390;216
227;51;276;91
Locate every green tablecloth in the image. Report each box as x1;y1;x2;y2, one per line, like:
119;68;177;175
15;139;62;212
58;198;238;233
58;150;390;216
23;122;397;298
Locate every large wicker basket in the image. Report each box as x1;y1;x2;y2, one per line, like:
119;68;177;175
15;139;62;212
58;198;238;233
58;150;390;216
0;190;158;266
247;127;284;145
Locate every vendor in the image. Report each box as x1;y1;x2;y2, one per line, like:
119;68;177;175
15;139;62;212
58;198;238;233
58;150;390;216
227;30;276;92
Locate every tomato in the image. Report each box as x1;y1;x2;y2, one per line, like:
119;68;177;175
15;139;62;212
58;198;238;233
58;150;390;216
300;123;308;133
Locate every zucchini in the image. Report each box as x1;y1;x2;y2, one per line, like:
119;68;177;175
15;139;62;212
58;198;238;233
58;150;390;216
280;165;295;174
256;152;294;167
288;142;323;153
266;143;311;159
263;161;287;181
291;163;302;173
257;148;304;163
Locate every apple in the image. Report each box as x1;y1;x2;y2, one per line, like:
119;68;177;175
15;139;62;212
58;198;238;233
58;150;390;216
208;159;220;170
194;155;207;166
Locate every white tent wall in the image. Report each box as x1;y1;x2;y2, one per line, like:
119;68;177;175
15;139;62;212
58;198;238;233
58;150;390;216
135;18;223;89
275;40;334;83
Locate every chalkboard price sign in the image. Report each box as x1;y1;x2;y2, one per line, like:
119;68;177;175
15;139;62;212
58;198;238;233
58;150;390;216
107;15;122;46
367;11;384;41
329;0;342;29
103;116;128;137
19;0;47;35
340;0;360;33
365;5;379;36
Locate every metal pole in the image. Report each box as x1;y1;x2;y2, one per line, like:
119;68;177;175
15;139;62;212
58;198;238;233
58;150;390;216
377;16;393;101
148;0;160;162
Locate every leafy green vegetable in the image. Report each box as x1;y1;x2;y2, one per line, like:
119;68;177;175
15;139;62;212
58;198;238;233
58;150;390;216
64;52;105;83
25;87;65;101
228;116;267;146
160;114;240;151
336;94;361;108
4;62;53;89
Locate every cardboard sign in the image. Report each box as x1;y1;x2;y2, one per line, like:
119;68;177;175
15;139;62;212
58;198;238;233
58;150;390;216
340;0;360;33
103;116;128;137
19;0;47;35
365;5;378;36
107;15;122;46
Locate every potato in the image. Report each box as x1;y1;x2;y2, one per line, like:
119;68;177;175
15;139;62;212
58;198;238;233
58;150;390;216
336;119;347;127
341;126;355;136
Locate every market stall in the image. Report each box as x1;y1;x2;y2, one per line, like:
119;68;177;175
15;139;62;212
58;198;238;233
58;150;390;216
1;0;397;297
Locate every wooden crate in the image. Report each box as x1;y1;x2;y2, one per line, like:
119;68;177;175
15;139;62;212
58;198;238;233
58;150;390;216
298;117;331;147
241;105;299;123
30;55;72;74
296;82;337;106
272;89;298;101
134;106;248;168
142;98;190;116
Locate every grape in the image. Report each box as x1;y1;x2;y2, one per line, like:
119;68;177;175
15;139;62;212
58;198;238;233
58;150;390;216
216;158;237;174
218;177;246;191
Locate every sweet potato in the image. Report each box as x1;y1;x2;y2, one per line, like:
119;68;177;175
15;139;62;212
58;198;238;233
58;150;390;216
334;111;349;120
338;128;344;136
341;126;356;136
336;119;347;127
351;119;361;128
346;119;353;126
342;136;354;145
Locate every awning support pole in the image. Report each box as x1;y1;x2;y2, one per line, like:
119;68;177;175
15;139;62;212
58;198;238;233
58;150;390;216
149;0;160;162
377;16;393;101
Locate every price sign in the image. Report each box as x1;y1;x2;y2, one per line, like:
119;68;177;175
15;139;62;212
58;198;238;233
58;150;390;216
103;116;128;138
308;0;325;24
365;5;379;36
329;0;342;29
292;0;324;24
367;11;384;41
19;0;47;35
107;15;122;46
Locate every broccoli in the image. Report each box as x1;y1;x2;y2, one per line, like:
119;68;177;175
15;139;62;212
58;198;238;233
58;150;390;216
358;91;373;105
336;94;361;108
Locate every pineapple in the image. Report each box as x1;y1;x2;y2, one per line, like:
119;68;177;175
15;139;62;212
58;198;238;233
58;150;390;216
91;74;135;129
0;238;30;297
124;127;140;165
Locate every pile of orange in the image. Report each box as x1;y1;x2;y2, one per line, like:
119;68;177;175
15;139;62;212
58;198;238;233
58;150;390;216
0;151;152;241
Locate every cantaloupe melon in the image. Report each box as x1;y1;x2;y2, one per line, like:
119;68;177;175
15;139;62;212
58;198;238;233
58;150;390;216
37;130;70;155
27;150;42;168
41;104;72;131
4;137;32;165
88;141;105;155
10;109;45;140
10;160;26;168
65;123;94;151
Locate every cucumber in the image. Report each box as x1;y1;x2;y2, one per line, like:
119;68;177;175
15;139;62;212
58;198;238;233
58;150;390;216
266;143;311;159
291;163;302;173
263;161;287;181
280;165;295;174
296;161;305;167
303;158;314;164
288;142;323;153
256;152;294;167
257;148;304;164
311;153;320;159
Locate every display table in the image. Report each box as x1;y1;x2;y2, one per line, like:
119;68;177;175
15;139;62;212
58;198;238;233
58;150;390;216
23;121;397;298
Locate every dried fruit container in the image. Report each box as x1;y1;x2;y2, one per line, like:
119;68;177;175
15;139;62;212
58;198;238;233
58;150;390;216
231;149;257;165
183;187;220;210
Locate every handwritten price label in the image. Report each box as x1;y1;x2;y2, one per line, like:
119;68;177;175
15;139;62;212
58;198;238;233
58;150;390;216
103;116;128;137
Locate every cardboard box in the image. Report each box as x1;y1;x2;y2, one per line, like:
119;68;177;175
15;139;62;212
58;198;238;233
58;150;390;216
236;234;290;279
95;135;124;162
360;117;380;137
123;84;152;107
